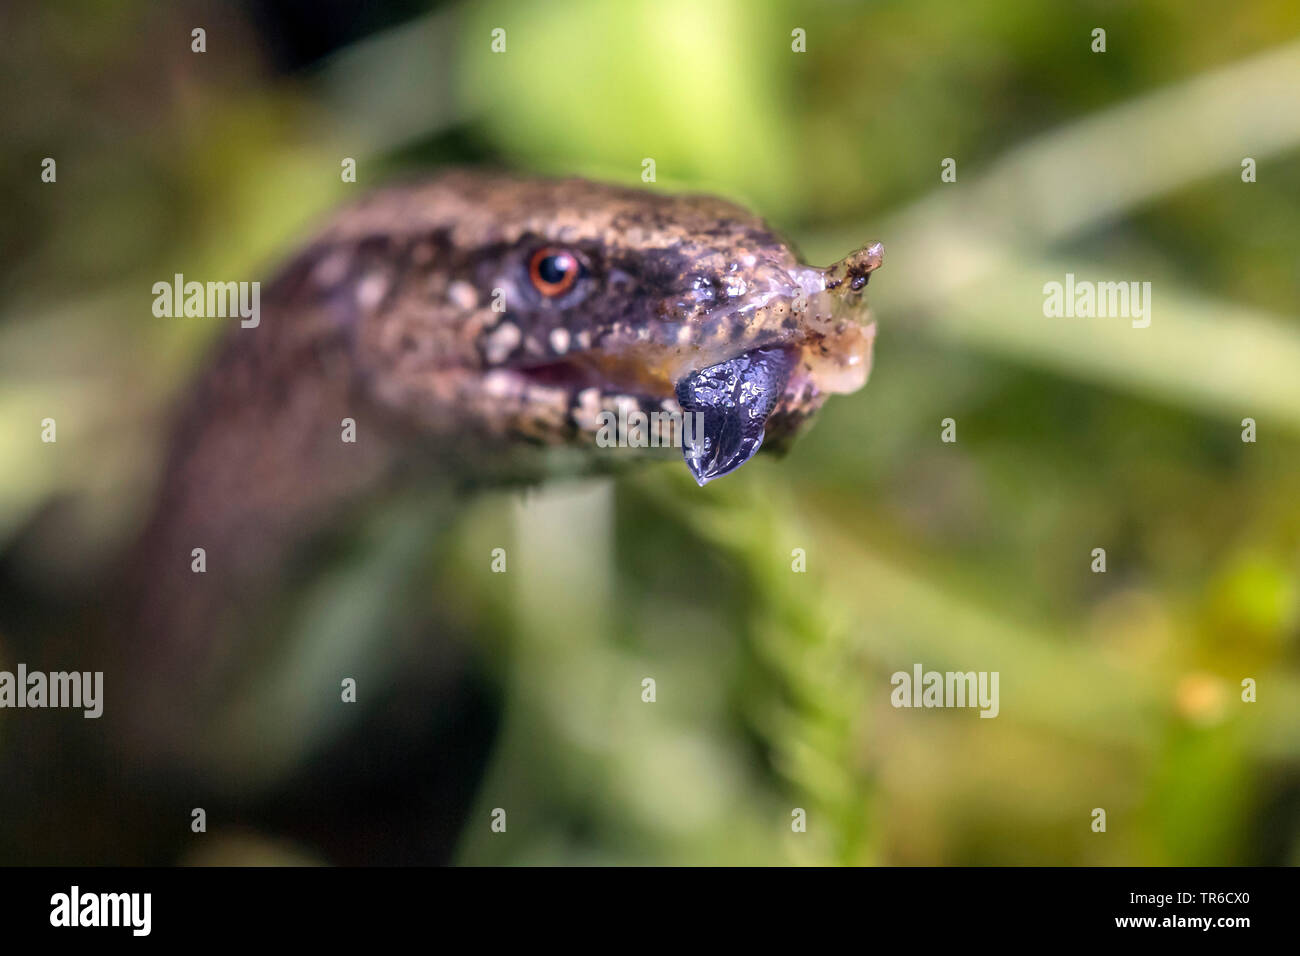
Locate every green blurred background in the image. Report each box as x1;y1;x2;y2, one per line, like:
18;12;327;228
3;0;1300;864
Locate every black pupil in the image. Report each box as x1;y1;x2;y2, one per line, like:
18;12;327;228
538;254;572;286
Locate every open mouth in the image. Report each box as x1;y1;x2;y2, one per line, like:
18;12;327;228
512;343;800;486
506;351;680;441
502;240;881;484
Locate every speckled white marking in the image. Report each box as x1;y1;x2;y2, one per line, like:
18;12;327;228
313;250;351;287
356;273;389;310
448;280;478;311
482;369;516;398
549;327;570;355
484;321;521;364
573;387;603;431
612;395;640;416
525;384;568;420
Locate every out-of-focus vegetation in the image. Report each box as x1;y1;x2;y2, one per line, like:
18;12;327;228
3;0;1300;864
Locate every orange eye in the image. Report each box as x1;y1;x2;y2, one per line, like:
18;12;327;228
529;247;582;297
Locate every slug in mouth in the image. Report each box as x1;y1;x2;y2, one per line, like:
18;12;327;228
268;169;883;485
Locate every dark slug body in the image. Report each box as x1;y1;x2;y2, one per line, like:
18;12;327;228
2;171;881;864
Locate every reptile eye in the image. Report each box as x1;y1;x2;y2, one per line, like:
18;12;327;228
529;247;582;297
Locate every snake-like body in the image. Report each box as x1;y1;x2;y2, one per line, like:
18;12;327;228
6;171;882;864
